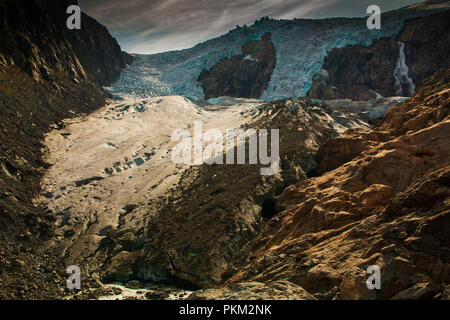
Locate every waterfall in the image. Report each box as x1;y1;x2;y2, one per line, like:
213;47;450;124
393;41;415;97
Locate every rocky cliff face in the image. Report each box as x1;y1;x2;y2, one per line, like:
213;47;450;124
226;69;450;300
64;11;134;86
109;1;450;101
198;33;276;99
0;0;131;299
398;10;450;87
308;10;450;100
308;38;399;100
0;0;133;85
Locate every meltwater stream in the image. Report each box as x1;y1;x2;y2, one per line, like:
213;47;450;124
394;41;416;97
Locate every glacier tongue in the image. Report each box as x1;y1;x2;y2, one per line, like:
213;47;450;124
108;8;442;101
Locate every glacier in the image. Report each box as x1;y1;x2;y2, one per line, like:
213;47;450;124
107;6;446;101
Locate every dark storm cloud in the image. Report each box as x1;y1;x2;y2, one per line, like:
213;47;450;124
78;0;422;53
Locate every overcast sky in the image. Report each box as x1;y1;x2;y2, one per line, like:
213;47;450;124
78;0;423;54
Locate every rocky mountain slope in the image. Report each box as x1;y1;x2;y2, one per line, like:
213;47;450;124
219;69;450;300
308;9;450;100
108;1;450;101
0;0;131;299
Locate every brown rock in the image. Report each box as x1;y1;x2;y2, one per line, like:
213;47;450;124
118;232;137;252
227;69;450;300
124;280;143;290
198;33;276;99
145;290;170;300
339;267;376;300
309;38;398;100
308;11;450;100
392;282;441;300
104;251;140;281
360;184;395;208
441;285;450;300
0;0;131;300
138;97;380;288
398;11;450;89
188;281;316;300
316;133;371;175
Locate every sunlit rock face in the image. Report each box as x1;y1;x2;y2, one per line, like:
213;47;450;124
107;3;449;101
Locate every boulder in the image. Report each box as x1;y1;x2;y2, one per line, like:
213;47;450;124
198;33;276;99
188;281;316;300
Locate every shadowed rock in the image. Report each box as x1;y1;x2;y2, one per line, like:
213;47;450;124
198;33;276;100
